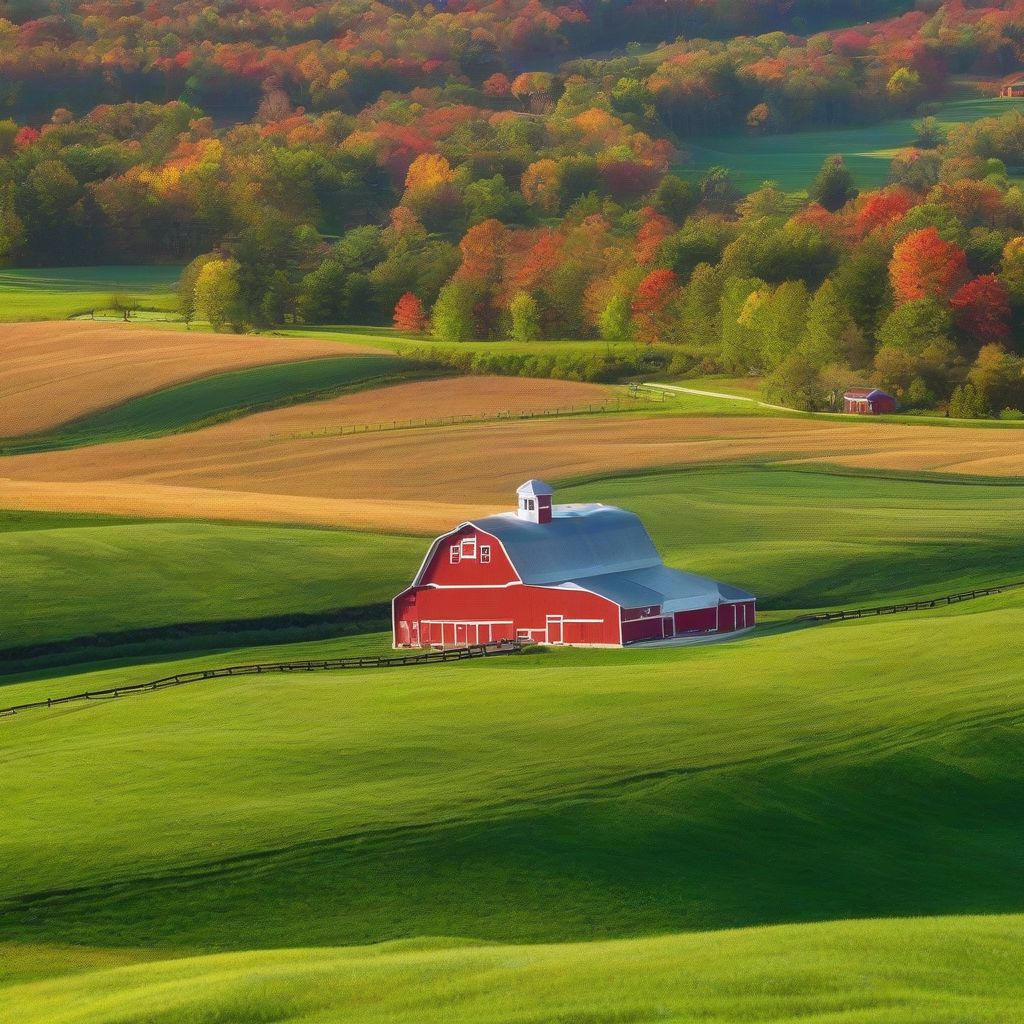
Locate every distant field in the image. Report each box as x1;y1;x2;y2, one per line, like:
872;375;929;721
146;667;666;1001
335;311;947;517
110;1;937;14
0;322;366;436
2;588;1022;952
681;97;1024;192
0;266;180;322
8;915;1024;1024
3;397;1024;533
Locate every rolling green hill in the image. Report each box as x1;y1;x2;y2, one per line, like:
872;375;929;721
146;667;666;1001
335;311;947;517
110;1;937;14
6;914;1024;1024
0;511;423;663
0;267;180;322
3;590;1023;953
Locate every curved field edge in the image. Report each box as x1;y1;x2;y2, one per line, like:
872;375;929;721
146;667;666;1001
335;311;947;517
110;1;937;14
5;915;1024;1024
0;355;422;453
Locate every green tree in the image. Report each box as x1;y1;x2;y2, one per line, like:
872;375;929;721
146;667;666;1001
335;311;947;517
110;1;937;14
598;292;633;342
431;279;477;342
194;258;242;332
678;263;722;349
178;253;216;326
763;352;824;410
799;279;850;366
743;280;809;369
0;181;25;259
948;381;987;418
720;275;765;371
877;298;952;354
832;236;892;335
652;175;697;224
508;291;541;341
809;155;857;213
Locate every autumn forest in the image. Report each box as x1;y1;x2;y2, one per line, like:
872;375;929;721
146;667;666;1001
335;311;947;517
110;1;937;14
4;0;1024;411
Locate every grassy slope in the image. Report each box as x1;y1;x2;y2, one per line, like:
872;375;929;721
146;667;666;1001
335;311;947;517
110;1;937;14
3;590;1023;951
0;355;416;452
6;915;1024;1024
0;267;179;321
561;466;1024;608
681;97;1024;192
3;467;1021;659
0;510;424;651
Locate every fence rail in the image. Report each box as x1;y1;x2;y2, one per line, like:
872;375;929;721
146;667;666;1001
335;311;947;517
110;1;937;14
0;640;522;718
795;582;1024;624
268;398;655;440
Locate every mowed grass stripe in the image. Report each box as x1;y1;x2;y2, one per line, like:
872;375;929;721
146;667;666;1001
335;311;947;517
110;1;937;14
5;915;1024;1024
0;266;180;322
1;355;417;452
2;591;1023;948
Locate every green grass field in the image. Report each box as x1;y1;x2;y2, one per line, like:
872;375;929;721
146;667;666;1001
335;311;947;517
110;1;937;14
2;588;1022;963
0;510;424;659
6;915;1024;1024
681;97;1024;192
3;466;1022;667
1;355;418;452
4;467;1022;666
0;266;180;321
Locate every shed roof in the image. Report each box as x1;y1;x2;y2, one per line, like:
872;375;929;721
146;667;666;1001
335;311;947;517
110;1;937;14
844;388;893;400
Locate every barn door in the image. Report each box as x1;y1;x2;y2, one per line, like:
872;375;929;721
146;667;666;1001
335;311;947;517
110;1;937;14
455;623;469;646
662;616;674;639
546;615;563;644
410;621;420;647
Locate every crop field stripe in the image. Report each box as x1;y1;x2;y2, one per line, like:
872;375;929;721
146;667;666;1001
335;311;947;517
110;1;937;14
0;355;420;452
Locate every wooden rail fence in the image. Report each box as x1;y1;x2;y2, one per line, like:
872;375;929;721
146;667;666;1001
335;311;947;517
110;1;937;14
268;399;656;440
0;640;522;718
795;581;1024;624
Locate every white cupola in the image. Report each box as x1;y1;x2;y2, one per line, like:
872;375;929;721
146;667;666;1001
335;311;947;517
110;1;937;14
516;479;554;524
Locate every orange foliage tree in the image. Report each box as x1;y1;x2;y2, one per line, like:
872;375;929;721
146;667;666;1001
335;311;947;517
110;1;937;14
393;291;428;333
889;227;967;304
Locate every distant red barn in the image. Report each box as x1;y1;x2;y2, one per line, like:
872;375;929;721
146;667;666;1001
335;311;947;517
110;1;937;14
843;388;897;415
393;480;756;649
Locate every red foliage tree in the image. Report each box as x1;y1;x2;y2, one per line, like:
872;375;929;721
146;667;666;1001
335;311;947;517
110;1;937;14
855;187;913;238
889;227;967;304
634;206;674;265
951;275;1011;348
631;269;678;344
393;292;428;333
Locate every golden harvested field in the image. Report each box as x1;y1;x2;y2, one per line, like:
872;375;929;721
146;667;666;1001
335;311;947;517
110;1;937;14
0;322;382;436
254;375;612;434
1;375;1023;532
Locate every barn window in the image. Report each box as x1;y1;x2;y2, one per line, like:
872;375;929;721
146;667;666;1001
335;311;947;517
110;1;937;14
461;537;477;559
480;545;491;564
450;546;461;564
526;499;536;511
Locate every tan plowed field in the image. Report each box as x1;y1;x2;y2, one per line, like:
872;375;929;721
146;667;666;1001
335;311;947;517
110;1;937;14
1;373;1023;532
0;322;384;436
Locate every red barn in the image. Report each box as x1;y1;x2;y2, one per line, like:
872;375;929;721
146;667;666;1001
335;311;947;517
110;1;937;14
393;480;756;649
843;388;897;415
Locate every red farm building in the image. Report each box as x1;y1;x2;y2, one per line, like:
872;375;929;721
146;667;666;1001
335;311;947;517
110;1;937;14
392;480;756;649
843;388;897;415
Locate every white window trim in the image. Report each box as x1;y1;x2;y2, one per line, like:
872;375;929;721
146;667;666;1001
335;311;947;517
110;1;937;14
450;546;461;564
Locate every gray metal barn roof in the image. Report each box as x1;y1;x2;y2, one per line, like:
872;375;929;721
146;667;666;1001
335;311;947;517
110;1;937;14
416;503;755;611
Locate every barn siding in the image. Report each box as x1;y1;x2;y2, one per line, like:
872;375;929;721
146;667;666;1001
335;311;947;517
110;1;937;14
396;583;621;647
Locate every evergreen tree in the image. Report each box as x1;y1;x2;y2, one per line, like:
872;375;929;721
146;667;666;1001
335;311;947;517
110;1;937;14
809;155;857;213
948;381;987;418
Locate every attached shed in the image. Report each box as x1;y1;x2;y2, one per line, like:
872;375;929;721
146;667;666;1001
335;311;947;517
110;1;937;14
843;388;897;415
393;480;755;648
